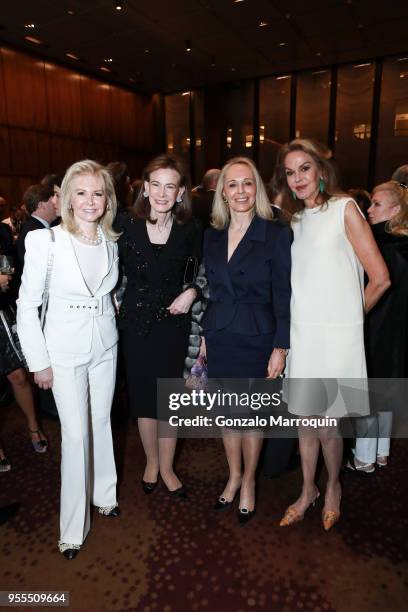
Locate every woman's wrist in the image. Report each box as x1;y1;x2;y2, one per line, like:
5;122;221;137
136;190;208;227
274;347;289;356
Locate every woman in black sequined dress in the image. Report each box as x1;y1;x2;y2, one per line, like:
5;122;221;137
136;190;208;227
116;154;201;497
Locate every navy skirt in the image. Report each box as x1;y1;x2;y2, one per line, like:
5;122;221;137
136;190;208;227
204;329;274;378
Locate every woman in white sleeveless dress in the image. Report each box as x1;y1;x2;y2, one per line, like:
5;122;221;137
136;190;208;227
273;139;390;530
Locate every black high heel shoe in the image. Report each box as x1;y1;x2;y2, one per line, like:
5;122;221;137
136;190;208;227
237;507;256;525
141;479;159;495
167;485;188;500
213;487;240;512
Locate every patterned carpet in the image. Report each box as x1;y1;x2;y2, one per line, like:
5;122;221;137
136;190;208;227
1;403;407;612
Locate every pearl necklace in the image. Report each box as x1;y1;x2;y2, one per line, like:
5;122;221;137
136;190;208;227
76;225;103;245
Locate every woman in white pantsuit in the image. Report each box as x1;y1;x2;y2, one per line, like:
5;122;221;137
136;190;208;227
17;160;120;560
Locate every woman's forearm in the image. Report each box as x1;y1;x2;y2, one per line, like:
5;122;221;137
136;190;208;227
364;277;391;313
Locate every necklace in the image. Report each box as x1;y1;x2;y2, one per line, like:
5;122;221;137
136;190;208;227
77;225;103;245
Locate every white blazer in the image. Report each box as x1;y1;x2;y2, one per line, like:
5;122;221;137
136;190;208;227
17;225;119;372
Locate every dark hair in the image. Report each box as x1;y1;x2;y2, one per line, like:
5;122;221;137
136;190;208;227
273;138;343;218
132;154;192;224
391;164;408;186
107;161;132;212
23;184;52;214
348;188;371;217
41;173;63;189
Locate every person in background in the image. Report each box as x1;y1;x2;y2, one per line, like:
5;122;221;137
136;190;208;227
191;168;220;228
348;181;408;472
17;184;58;265
107;161;133;213
116;154;201;500
348;188;371;218
274;138;389;531
0;222;48;471
2;203;28;241
17;160;120;560
41;174;63;219
391;164;408;186
201;156;291;524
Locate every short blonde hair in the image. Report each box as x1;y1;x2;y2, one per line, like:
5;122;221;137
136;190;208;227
61;159;120;241
372;181;408;236
211;157;273;230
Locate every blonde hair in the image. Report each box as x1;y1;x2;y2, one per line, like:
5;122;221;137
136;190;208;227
273;138;343;218
211;157;273;230
372;181;408;236
60;159;120;241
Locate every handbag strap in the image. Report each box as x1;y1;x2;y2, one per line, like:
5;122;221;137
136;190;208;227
40;228;55;330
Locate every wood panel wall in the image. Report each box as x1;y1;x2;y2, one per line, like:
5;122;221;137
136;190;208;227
0;46;156;206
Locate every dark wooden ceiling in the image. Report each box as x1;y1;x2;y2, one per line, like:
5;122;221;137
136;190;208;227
1;0;407;94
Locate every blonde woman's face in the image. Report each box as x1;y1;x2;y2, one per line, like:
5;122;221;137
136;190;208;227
222;163;257;213
70;173;106;225
367;190;400;225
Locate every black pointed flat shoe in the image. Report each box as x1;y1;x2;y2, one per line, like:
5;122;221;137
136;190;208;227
142;479;159;495
62;548;79;560
238;507;256;525
213;496;233;512
167;485;188;500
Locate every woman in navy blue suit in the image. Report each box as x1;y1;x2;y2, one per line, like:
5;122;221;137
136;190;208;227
200;157;291;523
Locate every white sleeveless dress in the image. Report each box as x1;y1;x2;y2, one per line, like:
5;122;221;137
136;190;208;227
286;197;368;417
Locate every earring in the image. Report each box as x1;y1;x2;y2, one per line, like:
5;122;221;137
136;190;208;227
222;195;228;204
176;195;183;204
319;177;325;193
291;191;297;201
143;190;148;198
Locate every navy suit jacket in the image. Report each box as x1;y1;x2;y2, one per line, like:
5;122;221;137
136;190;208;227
202;216;291;347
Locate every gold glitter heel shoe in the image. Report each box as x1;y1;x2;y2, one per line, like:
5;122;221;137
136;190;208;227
322;509;340;531
279;490;320;527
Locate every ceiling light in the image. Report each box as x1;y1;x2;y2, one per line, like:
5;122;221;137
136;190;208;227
397;57;408;62
67;9;75;15
104;58;113;63
24;35;43;45
211;56;216;67
353;62;371;68
100;66;111;72
182;91;190;96
312;70;328;75
144;49;150;54
24;23;35;29
259;21;269;27
234;1;245;3
185;40;191;52
231;67;236;72
66;52;79;60
276;75;290;80
115;2;124;10
279;42;287;47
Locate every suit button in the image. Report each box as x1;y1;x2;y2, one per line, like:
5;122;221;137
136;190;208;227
70;305;73;309
77;305;80;308
88;306;91;309
95;306;97;309
83;305;86;308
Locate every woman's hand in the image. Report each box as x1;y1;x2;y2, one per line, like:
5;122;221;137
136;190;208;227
34;367;53;390
266;349;286;379
0;273;11;292
199;335;207;359
167;288;197;315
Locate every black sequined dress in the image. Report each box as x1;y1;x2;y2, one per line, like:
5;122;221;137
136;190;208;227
116;213;201;418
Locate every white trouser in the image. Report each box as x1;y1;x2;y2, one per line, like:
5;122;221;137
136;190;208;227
50;327;118;545
353;412;392;464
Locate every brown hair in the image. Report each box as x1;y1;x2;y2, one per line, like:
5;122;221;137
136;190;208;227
23;184;53;214
132;154;192;224
273;138;344;218
372;181;408;236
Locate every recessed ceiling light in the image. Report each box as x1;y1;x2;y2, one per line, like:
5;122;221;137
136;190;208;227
231;67;237;72
104;58;113;63
234;1;245;3
144;49;150;54
115;1;124;10
182;91;190;96
67;9;75;15
24;35;43;45
276;75;290;80
66;52;79;60
312;70;328;75
259;21;268;27
316;52;321;56
353;62;371;68
24;23;35;29
279;42;287;47
100;66;111;72
185;40;192;52
396;57;408;62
